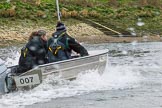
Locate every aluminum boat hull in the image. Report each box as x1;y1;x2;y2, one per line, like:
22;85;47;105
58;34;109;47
1;49;108;93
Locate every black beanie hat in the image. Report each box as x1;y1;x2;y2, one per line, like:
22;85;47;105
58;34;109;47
56;22;66;31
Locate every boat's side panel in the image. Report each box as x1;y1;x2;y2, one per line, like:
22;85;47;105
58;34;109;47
40;52;107;79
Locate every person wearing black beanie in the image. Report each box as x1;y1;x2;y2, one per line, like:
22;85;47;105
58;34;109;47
47;22;89;62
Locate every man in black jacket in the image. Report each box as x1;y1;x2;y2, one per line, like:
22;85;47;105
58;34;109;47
18;30;48;73
47;22;88;62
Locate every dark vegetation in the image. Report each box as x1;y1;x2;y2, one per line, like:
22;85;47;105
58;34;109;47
0;0;162;36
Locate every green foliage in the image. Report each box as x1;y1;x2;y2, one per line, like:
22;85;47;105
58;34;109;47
0;2;11;9
0;0;161;19
0;0;162;35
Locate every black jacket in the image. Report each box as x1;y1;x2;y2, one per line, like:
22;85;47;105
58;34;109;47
18;36;47;73
48;31;88;58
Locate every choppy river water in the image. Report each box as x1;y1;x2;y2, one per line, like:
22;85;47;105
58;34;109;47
0;42;162;108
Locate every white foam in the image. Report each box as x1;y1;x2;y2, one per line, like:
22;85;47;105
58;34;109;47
0;64;142;108
5;51;20;67
0;58;5;64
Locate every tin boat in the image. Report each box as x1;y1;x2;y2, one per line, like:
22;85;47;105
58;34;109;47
0;49;108;93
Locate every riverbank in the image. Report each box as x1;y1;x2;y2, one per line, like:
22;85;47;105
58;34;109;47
1;0;162;47
0;20;161;47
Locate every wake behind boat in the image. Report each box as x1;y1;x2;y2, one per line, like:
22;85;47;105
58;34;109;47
0;49;108;94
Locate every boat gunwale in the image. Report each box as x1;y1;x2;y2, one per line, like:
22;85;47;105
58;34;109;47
39;49;108;67
9;49;108;76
